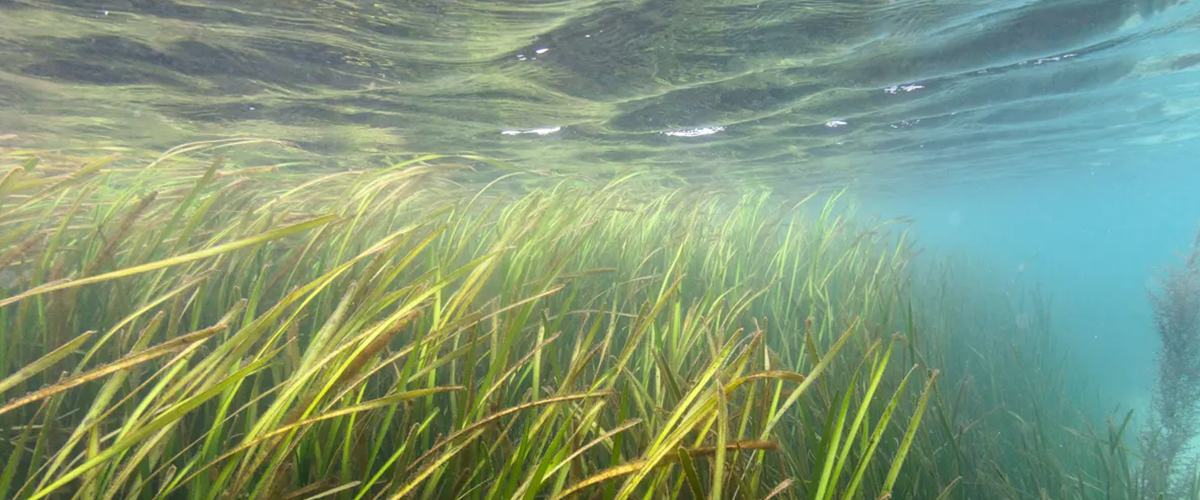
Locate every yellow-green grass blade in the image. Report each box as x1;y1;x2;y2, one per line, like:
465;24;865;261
880;369;940;497
386;428;487;500
0;214;336;308
28;350;276;500
554;441;778;500
712;375;729;500
164;387;461;496
0;324;224;417
0;330;93;395
678;447;704;499
759;316;859;439
811;369;857;500
351;409;440;500
842;364;918;499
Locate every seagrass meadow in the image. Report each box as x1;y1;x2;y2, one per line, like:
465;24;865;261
0;139;1156;500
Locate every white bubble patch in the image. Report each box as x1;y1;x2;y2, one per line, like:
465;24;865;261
662;126;725;137
501;126;562;136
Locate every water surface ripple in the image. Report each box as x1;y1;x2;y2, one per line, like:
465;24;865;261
0;0;1197;191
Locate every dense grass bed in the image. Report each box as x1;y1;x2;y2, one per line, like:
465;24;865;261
0;140;1150;499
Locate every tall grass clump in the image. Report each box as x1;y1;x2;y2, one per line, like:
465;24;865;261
0;140;1142;499
1141;229;1200;497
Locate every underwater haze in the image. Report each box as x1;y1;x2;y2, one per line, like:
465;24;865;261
2;0;1200;499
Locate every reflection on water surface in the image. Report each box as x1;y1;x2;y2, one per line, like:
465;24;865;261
0;0;1197;191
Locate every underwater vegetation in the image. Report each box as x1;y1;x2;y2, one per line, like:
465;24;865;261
1142;229;1200;497
0;139;1171;499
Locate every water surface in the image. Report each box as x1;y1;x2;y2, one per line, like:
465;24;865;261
1;0;1198;192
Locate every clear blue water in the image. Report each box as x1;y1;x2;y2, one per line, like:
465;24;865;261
868;160;1200;418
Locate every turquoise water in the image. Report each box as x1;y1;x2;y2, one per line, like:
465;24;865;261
868;160;1200;419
